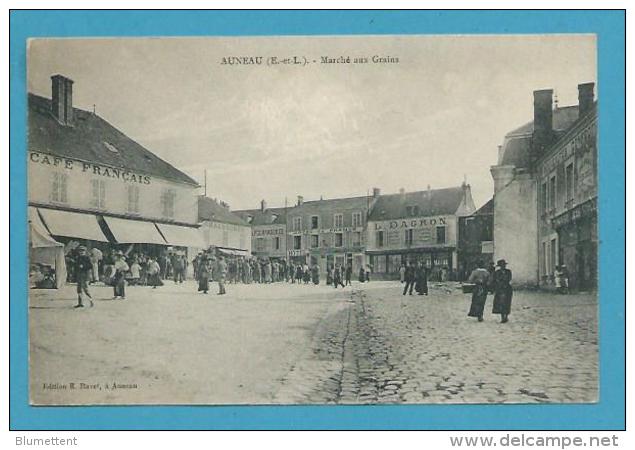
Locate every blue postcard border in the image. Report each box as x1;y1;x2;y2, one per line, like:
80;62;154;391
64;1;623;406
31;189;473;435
9;10;625;430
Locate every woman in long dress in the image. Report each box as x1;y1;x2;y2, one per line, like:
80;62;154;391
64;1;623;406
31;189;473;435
467;260;490;322
197;257;211;294
492;259;513;323
415;262;428;295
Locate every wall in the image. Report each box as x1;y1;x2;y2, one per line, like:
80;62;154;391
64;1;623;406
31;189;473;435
251;224;287;258
365;214;458;252
202;220;252;253
492;172;538;286
28;151;198;225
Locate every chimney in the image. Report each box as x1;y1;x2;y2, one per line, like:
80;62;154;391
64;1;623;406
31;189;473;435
578;82;595;117
51;74;74;125
260;199;267;212
531;89;554;163
372;187;381;198
297;195;304;206
399;188;405;195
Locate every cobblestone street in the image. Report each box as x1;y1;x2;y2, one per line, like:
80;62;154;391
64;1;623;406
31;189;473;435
30;280;597;405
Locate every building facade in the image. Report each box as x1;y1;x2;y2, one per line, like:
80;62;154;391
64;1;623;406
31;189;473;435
365;185;476;280
491;82;597;288
233;201;287;260
28;75;204;265
286;192;378;274
198;196;251;256
457;198;494;281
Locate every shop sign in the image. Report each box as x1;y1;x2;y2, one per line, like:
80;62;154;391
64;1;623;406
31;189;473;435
30;151;151;184
552;197;597;228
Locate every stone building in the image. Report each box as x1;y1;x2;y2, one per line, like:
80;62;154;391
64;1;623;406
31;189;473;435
365;184;475;280
285;192;379;274
457;198;494;281
198;196;251;257
28;74;204;276
491;83;597;288
233;200;287;261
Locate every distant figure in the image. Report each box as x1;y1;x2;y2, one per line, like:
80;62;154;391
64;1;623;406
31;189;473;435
112;251;129;300
365;264;372;282
492;259;513;323
345;264;352;286
402;262;415;295
399;264;406;283
554;264;570;294
333;264;345;288
467;260;490;322
197;256;211;294
415;261;428;295
89;246;102;284
74;246;93;308
311;264;320;285
216;256;227;295
295;264;303;285
146;257;163;289
358;267;366;283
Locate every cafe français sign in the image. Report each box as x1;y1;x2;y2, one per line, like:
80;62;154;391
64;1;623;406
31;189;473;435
29;151;152;185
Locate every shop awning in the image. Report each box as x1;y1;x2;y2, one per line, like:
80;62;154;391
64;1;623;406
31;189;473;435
38;208;109;242
103;216;166;245
156;223;205;248
29;207;63;248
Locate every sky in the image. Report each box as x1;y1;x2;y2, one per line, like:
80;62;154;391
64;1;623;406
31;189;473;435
27;35;596;210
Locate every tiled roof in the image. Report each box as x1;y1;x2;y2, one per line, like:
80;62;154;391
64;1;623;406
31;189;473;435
368;186;467;221
198;196;249;226
473;198;494;216
233;207;288;226
28;93;199;186
289;196;371;214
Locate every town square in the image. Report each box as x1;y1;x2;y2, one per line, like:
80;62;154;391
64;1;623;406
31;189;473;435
26;35;598;405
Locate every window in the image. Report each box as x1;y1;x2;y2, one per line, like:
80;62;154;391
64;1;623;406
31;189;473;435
246;215;253;224
541;181;548;213
51;172;68;203
127;185;140;213
376;230;384;248
405;206;412;216
436;226;446;244
334;213;343;228
406;205;419;217
542;241;548;276
405;228;414;245
565;162;575;202
256;237;265;252
161;188;176;218
352;211;362;228
310;234;319;248
293;217;302;231
549;174;556;210
352;231;361;246
90;179;106;209
293;235;302;250
311;216;319;229
334;233;343;247
240;233;246;250
274;236;281;250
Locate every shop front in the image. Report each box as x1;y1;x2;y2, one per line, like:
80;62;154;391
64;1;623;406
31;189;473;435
366;247;455;281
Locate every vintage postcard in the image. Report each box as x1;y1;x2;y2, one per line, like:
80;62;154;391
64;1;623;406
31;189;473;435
27;35;598;405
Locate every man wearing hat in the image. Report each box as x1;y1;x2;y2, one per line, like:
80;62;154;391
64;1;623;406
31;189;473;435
492;259;513;323
112;251;129;299
74;246;94;308
197;254;211;294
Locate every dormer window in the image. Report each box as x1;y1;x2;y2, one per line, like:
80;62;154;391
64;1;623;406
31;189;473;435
246;215;253;224
103;141;119;153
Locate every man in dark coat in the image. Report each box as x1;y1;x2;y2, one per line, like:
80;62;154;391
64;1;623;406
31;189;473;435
345;264;352;286
197;256;211;294
74;246;94;308
492;259;513;323
402;261;416;295
414;261;428;295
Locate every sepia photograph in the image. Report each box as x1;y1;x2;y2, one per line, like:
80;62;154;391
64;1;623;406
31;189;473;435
26;34;598;406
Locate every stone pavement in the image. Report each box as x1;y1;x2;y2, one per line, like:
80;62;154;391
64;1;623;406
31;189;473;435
274;281;598;404
28;279;597;405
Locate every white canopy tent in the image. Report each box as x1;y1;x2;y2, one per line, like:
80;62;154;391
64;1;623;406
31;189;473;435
29;207;66;289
